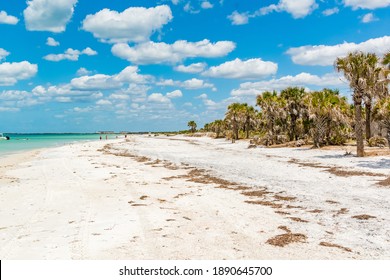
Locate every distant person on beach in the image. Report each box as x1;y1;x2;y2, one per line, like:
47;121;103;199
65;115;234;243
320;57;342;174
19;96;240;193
100;136;102;140
105;135;108;140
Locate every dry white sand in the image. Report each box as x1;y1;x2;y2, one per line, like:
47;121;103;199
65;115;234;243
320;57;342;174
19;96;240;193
0;135;389;259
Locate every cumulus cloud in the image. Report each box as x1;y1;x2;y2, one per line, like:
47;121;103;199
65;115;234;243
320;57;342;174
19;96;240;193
203;58;278;79
76;67;92;76
82;5;172;43
0;48;10;61
322;7;339;16
46;37;60;46
231;72;344;96
70;66;152;90
166;89;183;98
111;39;236;64
182;78;214;90
259;0;318;18
23;0;77;32
343;0;390;10
201;1;213;9
70;74;120;90
43;47;97;62
96;99;112;106
361;13;378;23
0;61;38;86
228;0;317;25
148;93;171;103
0;11;19;25
156;78;214;90
174;62;207;73
227;11;249;25
286;36;390;66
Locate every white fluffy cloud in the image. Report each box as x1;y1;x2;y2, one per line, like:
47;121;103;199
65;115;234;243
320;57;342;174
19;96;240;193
286;36;390;66
82;5;172;43
260;0;318;19
0;48;10;61
322;8;339;16
70;66;151;90
0;11;19;24
156;78;215;90
23;0;77;32
46;37;60;46
166;90;183;98
112;39;236;64
148;93;171;103
228;0;317;25
71;74;120;90
174;62;207;73
182;78;214;90
201;1;213;9
361;13;378;23
0;61;38;86
227;11;249;25
203;58;278;79
343;0;390;10
76;67;92;76
43;47;97;62
231;72;344;96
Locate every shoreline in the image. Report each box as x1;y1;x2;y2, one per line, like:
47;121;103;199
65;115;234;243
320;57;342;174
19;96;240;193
0;135;389;259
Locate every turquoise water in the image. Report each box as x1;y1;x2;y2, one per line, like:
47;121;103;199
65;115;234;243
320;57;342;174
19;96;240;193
0;133;116;156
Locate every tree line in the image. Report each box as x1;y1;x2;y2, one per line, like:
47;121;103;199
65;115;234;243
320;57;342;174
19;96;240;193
187;51;389;157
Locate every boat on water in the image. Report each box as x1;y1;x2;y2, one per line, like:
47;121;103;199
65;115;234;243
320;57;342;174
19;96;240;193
0;133;10;140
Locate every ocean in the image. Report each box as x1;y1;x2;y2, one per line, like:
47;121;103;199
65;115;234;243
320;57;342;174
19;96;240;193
0;133;117;156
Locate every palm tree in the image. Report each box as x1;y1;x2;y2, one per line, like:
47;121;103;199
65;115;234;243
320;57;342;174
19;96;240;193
256;91;286;145
211;119;225;138
373;97;390;148
280;87;307;141
335;51;377;157
306;89;350;148
240;103;257;139
225;103;242;142
187;120;197;133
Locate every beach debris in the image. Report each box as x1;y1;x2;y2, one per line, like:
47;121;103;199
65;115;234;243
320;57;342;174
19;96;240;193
352;214;376;220
319;242;352;253
288;217;308;223
266;232;307;247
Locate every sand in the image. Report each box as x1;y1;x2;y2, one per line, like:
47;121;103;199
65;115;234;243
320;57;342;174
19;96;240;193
0;135;389;259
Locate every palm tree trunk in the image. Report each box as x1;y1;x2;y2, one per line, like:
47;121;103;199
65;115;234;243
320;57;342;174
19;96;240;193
365;102;371;140
355;102;364;157
246;117;250;139
291;115;297;141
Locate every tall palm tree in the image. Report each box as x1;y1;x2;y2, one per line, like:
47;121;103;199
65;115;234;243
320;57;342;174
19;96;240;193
241;103;257;139
335;51;377;157
225;103;242;142
306;89;350;148
360;53;387;140
256;91;286;145
280;87;307;141
187;120;197;133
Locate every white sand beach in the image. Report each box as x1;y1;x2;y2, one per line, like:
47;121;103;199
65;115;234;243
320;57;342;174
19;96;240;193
0;135;389;259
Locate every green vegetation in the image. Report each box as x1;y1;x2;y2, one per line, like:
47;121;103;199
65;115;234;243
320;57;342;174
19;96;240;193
198;51;389;156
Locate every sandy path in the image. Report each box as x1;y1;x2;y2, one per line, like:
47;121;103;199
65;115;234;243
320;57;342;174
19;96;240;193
0;136;389;259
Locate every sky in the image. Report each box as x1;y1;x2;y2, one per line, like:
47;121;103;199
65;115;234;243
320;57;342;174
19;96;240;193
0;0;389;133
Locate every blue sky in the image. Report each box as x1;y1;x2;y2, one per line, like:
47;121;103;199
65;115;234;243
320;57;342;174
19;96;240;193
0;0;389;133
